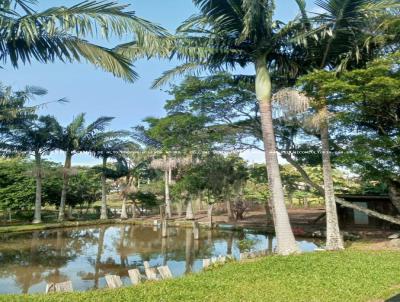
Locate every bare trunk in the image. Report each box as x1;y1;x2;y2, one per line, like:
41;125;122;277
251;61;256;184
320;108;344;250
265;199;274;226
100;157;108;220
207;204;213;228
58;152;72;221
164;155;172;219
177;200;183;217
255;56;299;255
120;197;128;219
226;199;234;221
186;199;194;220
388;180;400;213
303;197;309;209
33;151;42;224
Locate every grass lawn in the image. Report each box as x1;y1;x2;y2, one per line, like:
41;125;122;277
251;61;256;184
2;250;400;302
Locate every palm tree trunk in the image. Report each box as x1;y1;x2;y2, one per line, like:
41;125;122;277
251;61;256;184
207;203;213;228
186;199;194;220
33;151;42;224
320;105;344;250
121;197;128;219
121;176;129;219
164;169;172;218
58;152;72;221
226;198;234;221
255;55;299;255
100;157;108;220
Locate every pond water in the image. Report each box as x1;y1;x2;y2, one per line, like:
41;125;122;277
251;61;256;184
0;224;319;294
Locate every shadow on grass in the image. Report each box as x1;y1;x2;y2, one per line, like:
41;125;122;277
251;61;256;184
387;294;400;301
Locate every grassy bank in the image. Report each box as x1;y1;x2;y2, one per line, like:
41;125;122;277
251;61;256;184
2;251;400;302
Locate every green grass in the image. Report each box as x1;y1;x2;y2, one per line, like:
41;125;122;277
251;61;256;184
2;250;400;302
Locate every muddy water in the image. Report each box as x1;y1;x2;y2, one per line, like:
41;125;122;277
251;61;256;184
0;225;319;294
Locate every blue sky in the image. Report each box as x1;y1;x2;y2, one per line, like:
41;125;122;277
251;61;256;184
3;0;316;165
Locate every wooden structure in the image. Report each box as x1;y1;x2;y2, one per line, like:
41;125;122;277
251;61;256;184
105;275;123;289
336;195;398;229
46;281;73;293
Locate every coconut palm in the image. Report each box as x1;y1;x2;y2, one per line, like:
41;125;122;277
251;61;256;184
148;0;312;255
0;0;168;81
2;115;60;223
297;0;400;251
55;114;114;221
89;132;133;220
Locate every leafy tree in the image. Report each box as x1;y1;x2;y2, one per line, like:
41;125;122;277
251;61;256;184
0;0;168;81
2;115;59;223
0;157;35;211
305;52;400;209
293;0;400;250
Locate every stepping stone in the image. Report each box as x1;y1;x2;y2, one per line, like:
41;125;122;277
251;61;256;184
203;258;211;268
105;275;123;289
128;269;142;285
145;267;159;280
46;281;73;293
157;266;173;279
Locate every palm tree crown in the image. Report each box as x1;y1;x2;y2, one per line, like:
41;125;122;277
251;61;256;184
0;0;169;81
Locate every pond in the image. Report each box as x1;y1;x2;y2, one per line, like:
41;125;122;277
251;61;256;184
0;224;320;294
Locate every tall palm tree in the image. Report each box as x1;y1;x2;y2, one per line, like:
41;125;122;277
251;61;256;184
2;115;60;223
90;132;133;220
0;0;168;81
144;0;311;255
298;0;399;250
55;114;114;221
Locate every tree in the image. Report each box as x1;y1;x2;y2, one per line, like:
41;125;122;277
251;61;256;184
2;115;59;223
149;0;313;255
292;0;400;250
55;114;113;221
134;113;209;218
303;52;400;210
90;132;133;219
0;0;168;81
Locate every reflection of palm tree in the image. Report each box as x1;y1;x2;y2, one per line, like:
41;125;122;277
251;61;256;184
185;228;194;274
94;226;106;289
1;229;88;293
118;225;128;268
227;232;234;255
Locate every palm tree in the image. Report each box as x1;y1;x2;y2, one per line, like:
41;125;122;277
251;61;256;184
2;115;60;223
145;0;311;255
0;0;168;81
118;149;150;219
89;132;133;220
55;114;114;221
298;0;399;250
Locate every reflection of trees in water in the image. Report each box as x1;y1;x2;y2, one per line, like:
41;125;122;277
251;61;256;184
0;228;97;293
0;225;276;293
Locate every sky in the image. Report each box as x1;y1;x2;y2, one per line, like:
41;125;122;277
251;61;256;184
3;0;317;166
